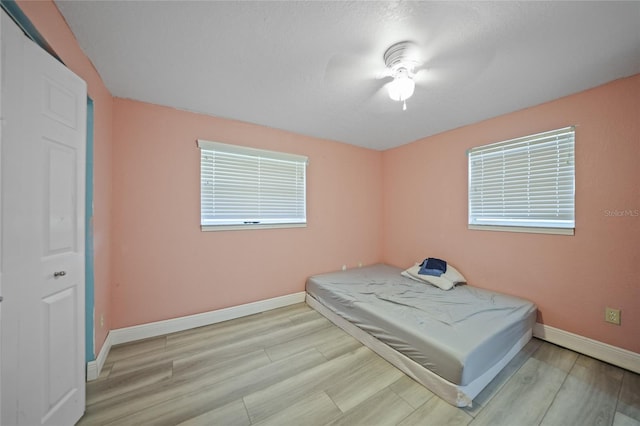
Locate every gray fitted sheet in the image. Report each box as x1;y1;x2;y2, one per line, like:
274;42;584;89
306;264;537;385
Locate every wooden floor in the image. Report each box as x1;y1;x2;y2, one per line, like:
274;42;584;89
79;303;640;426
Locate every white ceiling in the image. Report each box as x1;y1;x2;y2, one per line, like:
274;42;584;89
54;1;640;151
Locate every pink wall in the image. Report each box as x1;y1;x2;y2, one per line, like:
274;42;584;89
382;74;640;353
111;99;382;328
17;0;114;355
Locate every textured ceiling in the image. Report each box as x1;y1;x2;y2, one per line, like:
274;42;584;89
54;1;640;150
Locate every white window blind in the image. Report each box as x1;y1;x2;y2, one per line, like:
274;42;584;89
468;127;575;232
198;140;307;229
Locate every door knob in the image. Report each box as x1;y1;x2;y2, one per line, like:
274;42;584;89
54;271;66;278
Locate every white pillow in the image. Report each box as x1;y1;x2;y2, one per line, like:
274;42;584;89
401;263;467;290
442;264;466;285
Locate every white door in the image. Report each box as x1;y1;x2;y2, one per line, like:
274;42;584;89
1;10;86;426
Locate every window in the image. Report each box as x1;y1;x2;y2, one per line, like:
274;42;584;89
198;140;307;230
468;127;575;235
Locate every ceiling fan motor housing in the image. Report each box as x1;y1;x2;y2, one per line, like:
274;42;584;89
383;41;419;74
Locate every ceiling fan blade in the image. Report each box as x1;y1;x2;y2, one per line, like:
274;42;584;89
350;78;389;105
375;69;394;80
324;54;370;84
375;82;392;102
412;68;431;86
422;44;496;88
323;51;392;107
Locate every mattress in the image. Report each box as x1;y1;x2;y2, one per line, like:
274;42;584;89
306;264;537;386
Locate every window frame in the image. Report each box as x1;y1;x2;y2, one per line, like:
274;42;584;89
467;126;575;236
198;139;308;231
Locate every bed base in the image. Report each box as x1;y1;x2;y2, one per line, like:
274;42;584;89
305;293;532;408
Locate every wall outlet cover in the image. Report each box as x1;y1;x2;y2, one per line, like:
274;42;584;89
605;307;621;325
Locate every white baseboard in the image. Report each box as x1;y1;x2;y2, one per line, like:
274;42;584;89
534;323;640;374
85;291;306;380
86;331;113;381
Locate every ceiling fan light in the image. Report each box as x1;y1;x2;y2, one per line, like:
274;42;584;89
387;74;415;102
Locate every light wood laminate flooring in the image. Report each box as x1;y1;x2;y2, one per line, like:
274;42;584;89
79;303;640;426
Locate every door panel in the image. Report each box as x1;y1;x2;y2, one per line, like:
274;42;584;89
46;141;77;254
43;76;78;129
42;287;77;421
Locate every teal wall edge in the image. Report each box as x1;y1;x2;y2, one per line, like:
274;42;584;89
85;99;95;363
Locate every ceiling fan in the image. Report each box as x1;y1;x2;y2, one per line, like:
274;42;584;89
324;40;429;112
377;41;424;111
324;38;494;112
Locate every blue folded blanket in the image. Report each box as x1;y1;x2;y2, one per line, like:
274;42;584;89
418;258;447;277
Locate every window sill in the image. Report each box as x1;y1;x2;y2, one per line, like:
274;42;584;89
201;223;307;232
468;224;574;236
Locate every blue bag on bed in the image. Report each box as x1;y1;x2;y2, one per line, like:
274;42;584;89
419;258;447;276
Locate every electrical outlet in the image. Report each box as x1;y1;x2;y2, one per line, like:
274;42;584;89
341;264;347;271
605;307;621;325
100;313;104;328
